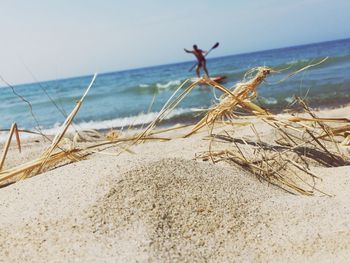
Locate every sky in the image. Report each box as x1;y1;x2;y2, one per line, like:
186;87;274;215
0;0;349;84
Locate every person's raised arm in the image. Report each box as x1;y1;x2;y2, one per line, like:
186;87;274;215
184;48;193;54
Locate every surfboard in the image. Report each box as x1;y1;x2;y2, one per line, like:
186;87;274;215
191;76;227;84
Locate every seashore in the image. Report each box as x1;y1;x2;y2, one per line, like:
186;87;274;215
1;65;350;262
0;104;350;262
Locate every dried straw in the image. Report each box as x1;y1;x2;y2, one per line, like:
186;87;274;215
137;58;350;195
0;74;98;184
2;57;349;195
0;123;21;171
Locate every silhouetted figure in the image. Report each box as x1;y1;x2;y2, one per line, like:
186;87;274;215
184;45;209;78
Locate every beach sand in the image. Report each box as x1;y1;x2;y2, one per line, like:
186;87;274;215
1;106;350;262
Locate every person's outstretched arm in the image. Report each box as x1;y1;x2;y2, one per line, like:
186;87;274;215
184;48;193;53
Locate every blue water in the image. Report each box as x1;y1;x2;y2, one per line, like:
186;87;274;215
1;38;350;133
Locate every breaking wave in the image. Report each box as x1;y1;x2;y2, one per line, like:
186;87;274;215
0;108;194;142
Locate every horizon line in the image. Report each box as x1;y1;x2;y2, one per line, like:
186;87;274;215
3;36;350;88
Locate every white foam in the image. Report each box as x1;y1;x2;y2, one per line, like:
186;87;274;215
286;58;309;65
156;80;181;89
0;108;193;142
69;108;191;131
139;84;150;88
284;96;294;103
261;97;278;105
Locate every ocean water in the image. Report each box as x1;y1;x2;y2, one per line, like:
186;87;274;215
1;38;350;135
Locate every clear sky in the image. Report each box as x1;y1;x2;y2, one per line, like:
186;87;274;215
0;0;349;84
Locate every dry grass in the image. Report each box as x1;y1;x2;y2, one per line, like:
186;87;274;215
185;67;271;137
189;68;350;195
0;74;135;185
137;59;350;195
0;123;21;171
0;73;180;186
1;58;350;195
0;74;98;185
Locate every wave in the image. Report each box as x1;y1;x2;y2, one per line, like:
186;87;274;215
284;96;294;103
319;54;350;68
272;54;350;71
0;108;194;142
259;97;278;105
156;79;182;89
126;79;184;95
71;108;192;130
211;58;328;81
212;54;350;85
28;52;349;102
285;58;310;65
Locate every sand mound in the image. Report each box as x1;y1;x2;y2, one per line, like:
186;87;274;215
2;154;350;262
90;158;279;262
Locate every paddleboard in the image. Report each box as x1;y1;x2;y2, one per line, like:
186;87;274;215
191;76;227;84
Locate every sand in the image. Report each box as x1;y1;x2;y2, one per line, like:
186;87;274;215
1;106;350;262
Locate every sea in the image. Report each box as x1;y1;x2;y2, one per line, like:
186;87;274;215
1;38;350;137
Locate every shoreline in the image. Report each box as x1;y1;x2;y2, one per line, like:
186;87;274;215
95;100;350;134
1;99;350;144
